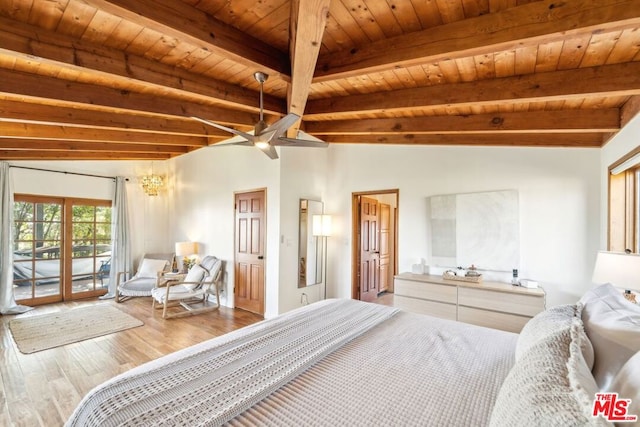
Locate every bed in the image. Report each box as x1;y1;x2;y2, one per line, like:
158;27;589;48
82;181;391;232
66;284;640;427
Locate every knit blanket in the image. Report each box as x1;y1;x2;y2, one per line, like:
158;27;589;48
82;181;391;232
228;309;517;427
66;299;399;427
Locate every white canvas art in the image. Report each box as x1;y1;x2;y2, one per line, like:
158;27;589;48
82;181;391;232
429;190;519;272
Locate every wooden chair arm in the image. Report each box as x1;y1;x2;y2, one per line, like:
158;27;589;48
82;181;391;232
165;280;200;288
162;280;202;302
156;272;185;287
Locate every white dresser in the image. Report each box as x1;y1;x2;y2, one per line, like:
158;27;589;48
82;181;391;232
393;273;545;333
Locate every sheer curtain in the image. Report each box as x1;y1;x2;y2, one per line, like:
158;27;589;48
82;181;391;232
0;162;32;314
100;176;132;299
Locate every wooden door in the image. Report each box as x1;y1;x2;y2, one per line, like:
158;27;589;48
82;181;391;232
359;196;380;302
379;203;391;293
234;190;266;315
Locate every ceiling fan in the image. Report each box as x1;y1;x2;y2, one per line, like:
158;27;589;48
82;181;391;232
193;72;328;159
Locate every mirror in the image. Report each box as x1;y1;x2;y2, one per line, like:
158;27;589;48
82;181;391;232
298;199;324;288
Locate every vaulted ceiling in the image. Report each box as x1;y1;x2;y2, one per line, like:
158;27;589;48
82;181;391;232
0;0;639;160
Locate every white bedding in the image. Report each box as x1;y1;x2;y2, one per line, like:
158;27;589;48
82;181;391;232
229;308;517;426
67;299;518;426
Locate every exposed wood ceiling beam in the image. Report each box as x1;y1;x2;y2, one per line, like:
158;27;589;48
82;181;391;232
0;139;189;154
314;0;640;82
0;150;171;160
323;133;605;147
305;109;621;134
620;96;640;128
287;0;331;119
602;95;640;145
0;69;261;127
306;63;640;118
0;0;635;159
79;0;290;77
0;122;207;147
0;99;225;137
0;17;285;116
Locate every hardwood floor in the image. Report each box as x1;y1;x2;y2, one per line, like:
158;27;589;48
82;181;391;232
0;297;263;427
374;291;394;306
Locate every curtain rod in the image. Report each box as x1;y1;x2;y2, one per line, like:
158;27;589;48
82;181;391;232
9;165;129;181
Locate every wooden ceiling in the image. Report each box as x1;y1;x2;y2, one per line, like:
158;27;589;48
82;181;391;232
0;0;639;160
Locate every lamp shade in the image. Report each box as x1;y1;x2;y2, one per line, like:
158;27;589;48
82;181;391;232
175;241;198;256
312;214;332;237
592;251;640;291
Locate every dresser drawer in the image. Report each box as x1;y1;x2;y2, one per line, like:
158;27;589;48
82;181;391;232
458;306;531;333
394;295;457;320
458;286;544;317
392;273;546;333
394;279;457;304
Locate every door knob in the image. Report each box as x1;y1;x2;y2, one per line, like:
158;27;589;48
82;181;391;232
258;255;264;259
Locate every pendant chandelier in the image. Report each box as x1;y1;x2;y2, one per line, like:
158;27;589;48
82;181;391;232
141;163;164;196
141;174;163;196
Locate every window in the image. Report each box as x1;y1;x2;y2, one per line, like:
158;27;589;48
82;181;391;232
608;148;640;253
13;195;112;305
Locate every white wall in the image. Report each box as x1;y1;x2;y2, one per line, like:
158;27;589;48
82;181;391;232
169;145;283;318
278;147;329;313
7;137;609;314
168;145;330;317
323;145;601;308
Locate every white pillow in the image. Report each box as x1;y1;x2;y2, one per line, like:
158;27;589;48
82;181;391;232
517;304;594;369
580;284;640;390
609;351;640;423
490;316;604;426
182;264;206;291
136;258;169;278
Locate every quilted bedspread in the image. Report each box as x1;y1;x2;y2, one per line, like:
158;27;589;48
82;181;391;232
66;298;517;426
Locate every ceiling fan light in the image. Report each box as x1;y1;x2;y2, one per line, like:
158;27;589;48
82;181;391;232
255;141;270;149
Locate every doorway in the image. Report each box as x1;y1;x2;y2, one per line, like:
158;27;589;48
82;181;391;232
234;189;266;316
351;190;399;302
13;195;112;306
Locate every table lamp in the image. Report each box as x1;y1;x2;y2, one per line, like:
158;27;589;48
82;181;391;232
592;250;640;304
175;241;198;273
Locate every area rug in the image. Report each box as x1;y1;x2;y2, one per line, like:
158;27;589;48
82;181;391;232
9;304;143;354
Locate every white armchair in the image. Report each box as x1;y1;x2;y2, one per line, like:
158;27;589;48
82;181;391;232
151;255;223;319
115;253;175;303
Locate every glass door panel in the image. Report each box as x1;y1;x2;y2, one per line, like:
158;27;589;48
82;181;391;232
69;201;112;297
13;195;111;305
13;198;63;305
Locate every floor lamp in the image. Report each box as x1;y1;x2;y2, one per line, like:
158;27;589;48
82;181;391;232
312;214;332;300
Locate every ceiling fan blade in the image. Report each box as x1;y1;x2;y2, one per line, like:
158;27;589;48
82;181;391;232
212;140;253;147
191;117;257;143
263;113;301;137
274;137;329;147
274;130;329;147
257;144;279;159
